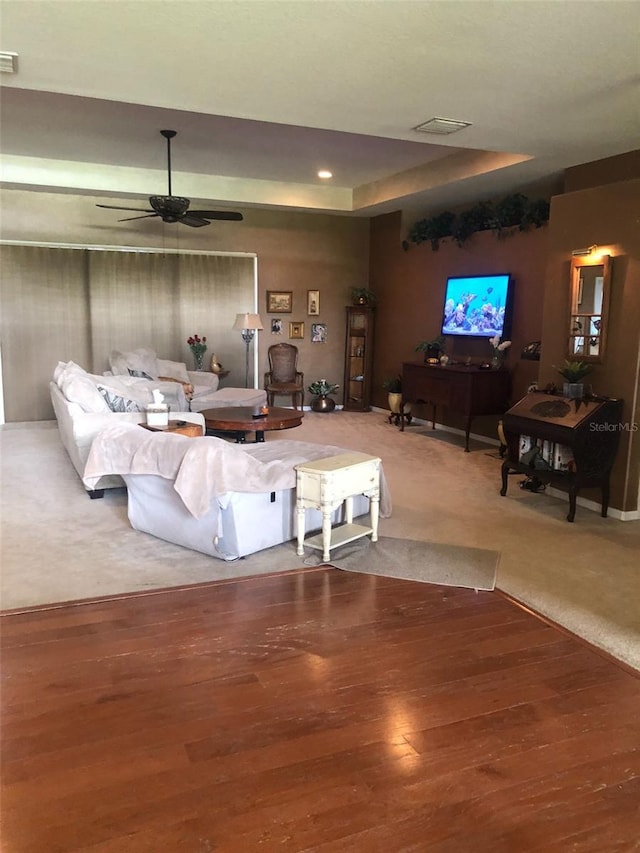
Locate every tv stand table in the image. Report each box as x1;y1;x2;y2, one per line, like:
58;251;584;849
401;362;510;452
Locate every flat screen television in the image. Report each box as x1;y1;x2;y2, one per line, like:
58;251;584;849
440;273;513;339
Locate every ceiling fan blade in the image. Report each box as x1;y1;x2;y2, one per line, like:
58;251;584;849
180;215;210;228
118;214;160;222
97;204;153;213
189;210;244;221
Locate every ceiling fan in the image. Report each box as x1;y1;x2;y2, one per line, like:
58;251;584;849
96;129;243;228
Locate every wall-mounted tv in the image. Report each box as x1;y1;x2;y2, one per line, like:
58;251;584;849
441;273;513;339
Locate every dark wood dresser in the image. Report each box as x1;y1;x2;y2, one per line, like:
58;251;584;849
401;362;511;451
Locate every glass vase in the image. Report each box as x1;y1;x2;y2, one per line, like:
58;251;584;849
491;354;502;369
193;351;205;371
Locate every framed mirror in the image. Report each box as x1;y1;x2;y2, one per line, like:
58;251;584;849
568;255;611;362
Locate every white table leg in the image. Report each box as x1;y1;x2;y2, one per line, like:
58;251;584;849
296;503;306;556
370;491;380;542
345;495;353;524
322;506;332;561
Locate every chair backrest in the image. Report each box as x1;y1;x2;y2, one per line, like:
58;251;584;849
268;343;299;383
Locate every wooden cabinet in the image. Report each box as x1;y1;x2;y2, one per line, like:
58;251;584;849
500;392;623;522
401;362;511;451
343;306;375;411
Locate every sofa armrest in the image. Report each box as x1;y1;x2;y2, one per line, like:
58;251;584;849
187;371;220;393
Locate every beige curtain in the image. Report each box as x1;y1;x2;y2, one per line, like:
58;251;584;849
87;250;180;371
0;246;255;422
0;246;90;421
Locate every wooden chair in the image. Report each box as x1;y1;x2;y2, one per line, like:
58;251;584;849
264;343;304;409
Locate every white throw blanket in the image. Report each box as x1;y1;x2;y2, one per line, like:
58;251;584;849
83;423;392;519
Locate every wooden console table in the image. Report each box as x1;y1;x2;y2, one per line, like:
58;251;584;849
401;362;510;452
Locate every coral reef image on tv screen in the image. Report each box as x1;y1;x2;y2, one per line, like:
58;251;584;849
441;274;511;338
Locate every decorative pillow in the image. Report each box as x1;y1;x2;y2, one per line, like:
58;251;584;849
96;385;143;413
156;358;190;384
109;348;159;378
108;350;130;376
129;368;154;380
60;373;111;413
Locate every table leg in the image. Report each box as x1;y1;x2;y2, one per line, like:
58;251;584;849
296;503;306;556
235;431;246;443
370;491;380;542
255;430;265;442
345;495;353;524
322;507;332;561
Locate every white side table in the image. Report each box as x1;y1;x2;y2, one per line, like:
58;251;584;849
295;452;381;561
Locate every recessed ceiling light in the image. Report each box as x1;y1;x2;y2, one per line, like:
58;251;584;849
413;117;471;135
317;170;333;179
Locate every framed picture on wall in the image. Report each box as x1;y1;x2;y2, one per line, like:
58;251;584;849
266;290;293;313
271;318;283;335
289;321;305;339
307;290;320;315
311;322;327;343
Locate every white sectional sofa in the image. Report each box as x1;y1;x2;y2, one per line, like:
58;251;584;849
84;423;392;561
50;362;204;498
108;348;267;412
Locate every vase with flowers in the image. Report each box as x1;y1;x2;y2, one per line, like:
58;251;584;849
489;335;511;369
187;334;207;371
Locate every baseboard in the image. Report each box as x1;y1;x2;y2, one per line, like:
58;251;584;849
545;486;639;521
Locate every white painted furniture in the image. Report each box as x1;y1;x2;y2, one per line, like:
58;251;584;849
295;452;381;561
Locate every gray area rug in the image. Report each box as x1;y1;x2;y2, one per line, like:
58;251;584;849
300;535;497;590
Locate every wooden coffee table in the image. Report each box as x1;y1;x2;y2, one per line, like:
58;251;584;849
201;406;304;442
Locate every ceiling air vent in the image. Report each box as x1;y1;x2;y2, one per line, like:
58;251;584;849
0;52;18;73
413;117;471;135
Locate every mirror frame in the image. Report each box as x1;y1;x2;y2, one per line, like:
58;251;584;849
568;254;611;363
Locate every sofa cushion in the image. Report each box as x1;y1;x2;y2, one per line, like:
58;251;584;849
128;368;154;380
109;348;159;379
60;372;111;413
156;358;190;384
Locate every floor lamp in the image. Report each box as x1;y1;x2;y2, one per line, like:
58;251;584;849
232;313;264;387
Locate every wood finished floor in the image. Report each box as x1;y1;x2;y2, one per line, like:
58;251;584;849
1;568;639;853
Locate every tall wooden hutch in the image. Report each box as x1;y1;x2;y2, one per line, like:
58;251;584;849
343;306;375;411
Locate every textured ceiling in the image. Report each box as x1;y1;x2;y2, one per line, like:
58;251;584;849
1;0;639;218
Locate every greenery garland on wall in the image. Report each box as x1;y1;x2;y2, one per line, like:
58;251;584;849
405;193;550;251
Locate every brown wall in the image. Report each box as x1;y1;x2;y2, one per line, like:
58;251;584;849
564;150;640;193
369;212;549;425
540;178;640;513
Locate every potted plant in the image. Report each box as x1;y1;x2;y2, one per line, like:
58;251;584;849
415;335;445;362
308;379;340;413
350;287;377;307
382;375;412;424
555;360;592;398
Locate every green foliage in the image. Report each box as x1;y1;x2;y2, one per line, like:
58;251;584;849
383;375;402;393
555;360;592;382
308;379;340;396
350;287;377;306
415;335;445;354
407;210;456;251
406;193;550;250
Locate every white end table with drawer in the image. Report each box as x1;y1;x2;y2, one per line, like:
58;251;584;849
295;452;381;561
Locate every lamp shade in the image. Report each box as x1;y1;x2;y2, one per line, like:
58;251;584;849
233;312;264;331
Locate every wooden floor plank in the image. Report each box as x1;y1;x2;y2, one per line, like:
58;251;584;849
2;568;638;853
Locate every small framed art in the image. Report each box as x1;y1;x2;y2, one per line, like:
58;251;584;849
266;290;293;313
289;321;305;340
311;322;327;343
307;290;320;315
271;318;283;335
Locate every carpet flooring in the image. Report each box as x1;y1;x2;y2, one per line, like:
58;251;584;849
1;415;638;670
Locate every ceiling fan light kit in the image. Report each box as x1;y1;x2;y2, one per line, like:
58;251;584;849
97;130;243;228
